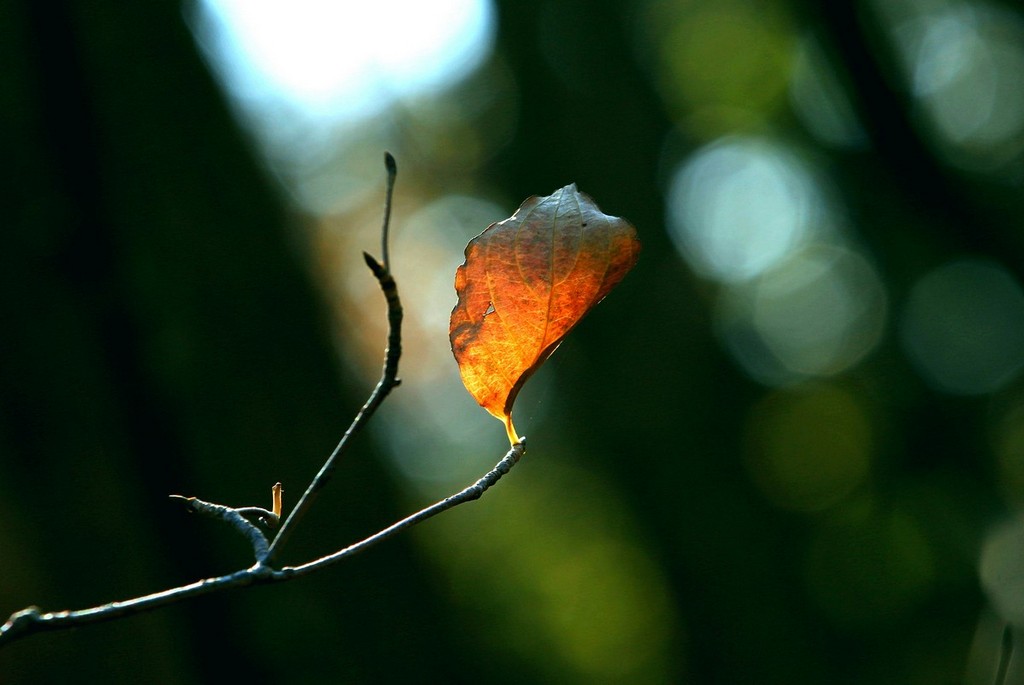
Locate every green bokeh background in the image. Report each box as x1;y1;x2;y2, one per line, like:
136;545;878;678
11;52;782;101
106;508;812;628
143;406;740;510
4;0;1024;682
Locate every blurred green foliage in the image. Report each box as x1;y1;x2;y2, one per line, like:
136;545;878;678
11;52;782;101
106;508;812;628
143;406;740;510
5;0;1024;683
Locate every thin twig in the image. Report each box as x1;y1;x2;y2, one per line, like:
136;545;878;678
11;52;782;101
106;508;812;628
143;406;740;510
262;155;402;567
0;442;524;648
381;151;397;273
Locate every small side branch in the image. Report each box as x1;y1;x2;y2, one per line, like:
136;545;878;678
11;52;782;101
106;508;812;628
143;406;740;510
168;495;272;561
0;442;525;649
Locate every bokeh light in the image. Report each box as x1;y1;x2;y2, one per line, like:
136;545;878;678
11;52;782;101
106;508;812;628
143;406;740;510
979;514;1024;625
883;0;1024;172
420;461;682;682
641;0;794;133
191;0;494;124
188;0;497;211
666;136;822;283
900;258;1024;395
717;245;887;384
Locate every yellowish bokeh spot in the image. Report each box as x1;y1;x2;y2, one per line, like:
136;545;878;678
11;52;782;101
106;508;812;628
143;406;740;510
648;0;795;134
417;459;682;683
744;383;872;512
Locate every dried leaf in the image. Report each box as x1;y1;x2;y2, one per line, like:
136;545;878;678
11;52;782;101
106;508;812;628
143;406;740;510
449;184;640;444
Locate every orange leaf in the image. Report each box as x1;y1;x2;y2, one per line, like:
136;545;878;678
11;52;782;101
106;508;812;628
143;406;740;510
449;184;641;444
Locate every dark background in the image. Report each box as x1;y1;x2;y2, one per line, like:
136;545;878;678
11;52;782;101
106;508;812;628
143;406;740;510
4;0;1024;682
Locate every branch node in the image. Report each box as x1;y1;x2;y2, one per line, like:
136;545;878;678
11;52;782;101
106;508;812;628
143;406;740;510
249;562;274;580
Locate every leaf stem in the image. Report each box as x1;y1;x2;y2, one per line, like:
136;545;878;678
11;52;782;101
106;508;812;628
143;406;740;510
503;414;520;446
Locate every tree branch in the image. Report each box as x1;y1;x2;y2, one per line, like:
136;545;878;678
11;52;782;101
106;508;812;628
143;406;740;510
0;442;524;648
0;152;527;650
